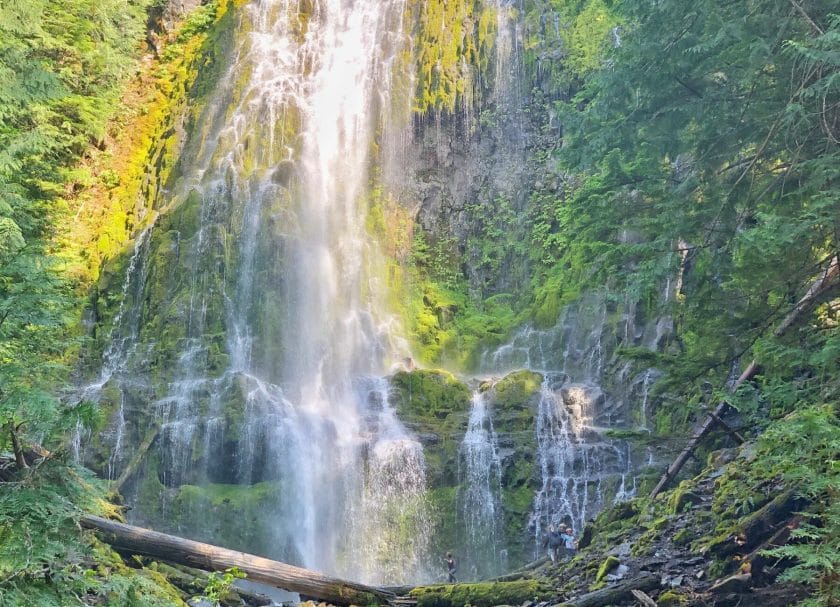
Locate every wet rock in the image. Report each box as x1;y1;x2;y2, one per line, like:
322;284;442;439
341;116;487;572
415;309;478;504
609;542;632;558
707;447;738;469
606;501;638;523
577;523;594;550
605;564;629;581
414;432;441;445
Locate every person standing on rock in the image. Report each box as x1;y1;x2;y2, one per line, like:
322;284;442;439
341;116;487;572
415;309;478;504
561;526;576;561
445;552;457;583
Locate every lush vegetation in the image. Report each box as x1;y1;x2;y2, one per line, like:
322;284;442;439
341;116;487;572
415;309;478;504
526;0;839;603
0;0;234;603
0;0;154;484
401;0;838;601
1;0;837;603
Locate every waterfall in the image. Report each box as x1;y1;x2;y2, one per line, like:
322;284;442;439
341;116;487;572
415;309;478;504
479;293;650;552
459;389;505;579
75;226;153;475
532;377;627;543
347;378;432;584
88;0;432;584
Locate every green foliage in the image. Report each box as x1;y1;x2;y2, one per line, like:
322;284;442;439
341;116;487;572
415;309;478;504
0;0;231;603
535;0;839;429
198;567;246;604
0;459;184;606
402;229;521;369
757;405;840;606
0;0;157;462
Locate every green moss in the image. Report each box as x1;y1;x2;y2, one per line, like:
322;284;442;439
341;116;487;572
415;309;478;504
390;369;471;424
410;580;550;607
657;590;686;606
605;499;639;523
390;369;470;486
594;555;620;583
492;370;542;409
172;482;283;554
668;480;697;515
426;486;462;559
672;528;691;546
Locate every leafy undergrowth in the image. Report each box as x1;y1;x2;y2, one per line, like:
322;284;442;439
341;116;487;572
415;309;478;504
510;403;839;607
0;457;187;606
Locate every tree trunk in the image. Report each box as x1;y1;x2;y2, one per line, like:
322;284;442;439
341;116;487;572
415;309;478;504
709;490;808;558
560;573;660;607
80;515;394;606
115;427;158;490
651;255;840;498
8;423;28;470
649;362;757;498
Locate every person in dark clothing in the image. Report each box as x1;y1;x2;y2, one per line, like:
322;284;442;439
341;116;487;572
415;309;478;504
543;525;565;563
445;552;457;583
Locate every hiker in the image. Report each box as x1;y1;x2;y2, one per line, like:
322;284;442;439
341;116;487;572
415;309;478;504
560;526;576;560
445;552;457;583
543;525;564;563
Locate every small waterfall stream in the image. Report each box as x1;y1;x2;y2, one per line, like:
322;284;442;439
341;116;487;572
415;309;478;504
459;389;505;579
75;226;153;474
532;376;629;540
478;292;656;553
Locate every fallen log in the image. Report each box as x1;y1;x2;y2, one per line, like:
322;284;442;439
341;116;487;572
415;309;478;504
649;362;756;498
559;573;660;607
747;515;802;585
115;426;159;490
651;255;840;498
80;514;394;606
708;490;808;558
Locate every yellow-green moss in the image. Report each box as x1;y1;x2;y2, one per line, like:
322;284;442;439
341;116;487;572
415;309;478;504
68;0;241;290
493;370;542;409
594;555;620;583
657;589;687;606
406;0;499;114
410;580;550;607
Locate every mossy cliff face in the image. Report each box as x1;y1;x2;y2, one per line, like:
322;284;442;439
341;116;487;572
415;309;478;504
78;0;289;540
485;370;542;567
389;369;542;577
81;0;658;584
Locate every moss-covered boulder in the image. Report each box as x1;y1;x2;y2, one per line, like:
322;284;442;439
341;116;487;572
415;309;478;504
390;369;471;486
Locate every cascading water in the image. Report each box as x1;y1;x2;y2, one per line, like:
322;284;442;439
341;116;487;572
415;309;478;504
479;293;659;552
532;376;629;540
81;0;675;582
74;226;153;474
88;0;433;584
459;389;505;579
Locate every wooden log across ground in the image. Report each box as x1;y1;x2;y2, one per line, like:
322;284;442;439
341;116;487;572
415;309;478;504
80;515;395;606
559;573;660;607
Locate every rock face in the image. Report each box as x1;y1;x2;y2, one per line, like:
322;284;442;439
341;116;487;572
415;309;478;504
78;0;669;584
